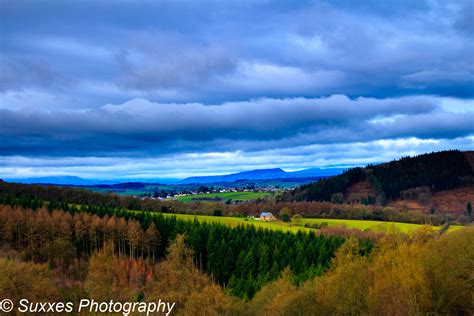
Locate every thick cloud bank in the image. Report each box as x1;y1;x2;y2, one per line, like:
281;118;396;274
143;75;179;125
0;0;473;178
1;0;473;107
1;95;472;158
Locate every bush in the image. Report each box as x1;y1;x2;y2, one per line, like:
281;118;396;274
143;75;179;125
292;214;303;225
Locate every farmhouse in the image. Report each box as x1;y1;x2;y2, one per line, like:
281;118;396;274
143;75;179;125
260;212;276;221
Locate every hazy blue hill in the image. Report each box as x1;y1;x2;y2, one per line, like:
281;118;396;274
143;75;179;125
6;176;115;186
180;168;286;184
179;167;345;184
4;167;346;186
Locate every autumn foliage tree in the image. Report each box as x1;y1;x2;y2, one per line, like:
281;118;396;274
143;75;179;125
86;241;155;301
0;258;58;303
146;235;232;314
243;227;474;315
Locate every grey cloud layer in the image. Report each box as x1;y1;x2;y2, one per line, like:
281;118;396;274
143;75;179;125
1;95;472;157
2;137;474;180
1;0;473;108
1;0;473;178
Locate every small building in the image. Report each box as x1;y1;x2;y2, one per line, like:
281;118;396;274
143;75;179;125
260;212;276;221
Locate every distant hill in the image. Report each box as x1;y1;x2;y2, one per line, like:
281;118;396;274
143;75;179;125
282;150;474;203
179;167;345;184
181;168;285;184
6;176;116;186
4;167;345;187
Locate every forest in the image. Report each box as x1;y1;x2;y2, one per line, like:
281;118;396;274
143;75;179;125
282;150;474;203
1;202;472;315
0;199;360;300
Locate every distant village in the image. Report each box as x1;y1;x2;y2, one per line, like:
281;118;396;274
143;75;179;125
137;185;279;201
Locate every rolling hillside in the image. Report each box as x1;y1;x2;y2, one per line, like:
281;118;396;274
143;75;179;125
140;212;462;234
179;167;344;184
282;151;474;210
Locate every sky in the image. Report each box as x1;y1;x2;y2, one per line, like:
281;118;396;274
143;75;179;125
0;0;473;180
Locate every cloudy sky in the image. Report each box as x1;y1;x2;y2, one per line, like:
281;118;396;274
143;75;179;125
0;0;473;180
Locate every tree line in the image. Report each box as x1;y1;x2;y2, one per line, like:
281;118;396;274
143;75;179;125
0;200;362;299
1;234;232;314
0;180;465;224
282;150;473;203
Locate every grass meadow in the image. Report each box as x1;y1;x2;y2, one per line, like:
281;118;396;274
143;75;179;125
175;191;272;202
147;212;462;234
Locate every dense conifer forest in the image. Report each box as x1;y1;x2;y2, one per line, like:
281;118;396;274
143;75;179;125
0;198;360;299
1;203;472;314
282;150;474;202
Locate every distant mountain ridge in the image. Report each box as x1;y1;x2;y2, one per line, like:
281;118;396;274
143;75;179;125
179;167;345;184
6;176;117;186
5;167;346;186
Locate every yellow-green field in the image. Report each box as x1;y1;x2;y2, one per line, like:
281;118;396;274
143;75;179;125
299;218;463;233
145;212;463;234
175;191;272;202
160;213;309;233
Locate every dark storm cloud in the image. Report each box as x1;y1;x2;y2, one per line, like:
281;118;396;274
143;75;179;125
115;33;237;91
0;0;473;178
0;55;64;92
1;95;472;157
1;0;473;106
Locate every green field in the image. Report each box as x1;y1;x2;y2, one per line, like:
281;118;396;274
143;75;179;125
299;218;462;233
160;213;309;233
144;212;462;234
175;191;272;202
